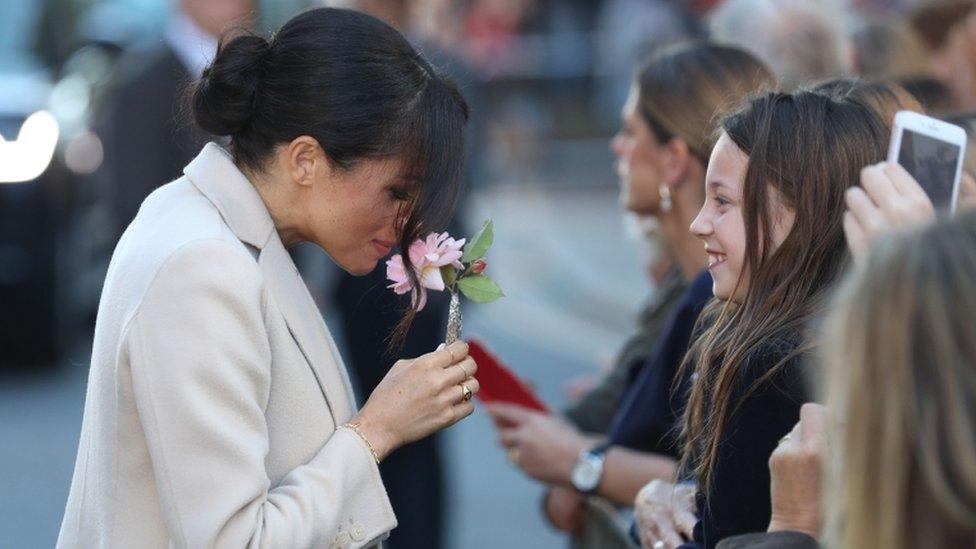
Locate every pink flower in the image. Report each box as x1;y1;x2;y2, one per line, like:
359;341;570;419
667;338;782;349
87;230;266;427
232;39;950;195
386;232;465;311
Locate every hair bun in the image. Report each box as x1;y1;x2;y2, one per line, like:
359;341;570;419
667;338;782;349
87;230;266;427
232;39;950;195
192;34;271;136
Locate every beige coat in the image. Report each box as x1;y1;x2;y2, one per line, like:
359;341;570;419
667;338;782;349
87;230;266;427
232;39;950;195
57;143;397;548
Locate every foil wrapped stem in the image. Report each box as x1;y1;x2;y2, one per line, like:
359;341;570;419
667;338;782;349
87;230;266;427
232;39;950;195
446;290;462;344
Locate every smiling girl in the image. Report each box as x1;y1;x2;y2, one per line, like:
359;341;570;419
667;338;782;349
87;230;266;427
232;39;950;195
678;91;889;547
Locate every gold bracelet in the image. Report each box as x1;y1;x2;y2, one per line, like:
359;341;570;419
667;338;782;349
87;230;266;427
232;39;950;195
340;422;380;464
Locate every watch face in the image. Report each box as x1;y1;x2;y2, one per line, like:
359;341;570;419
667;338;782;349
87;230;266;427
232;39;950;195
572;455;601;492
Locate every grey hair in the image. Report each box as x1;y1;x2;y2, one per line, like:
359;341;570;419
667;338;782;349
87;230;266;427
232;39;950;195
709;0;851;89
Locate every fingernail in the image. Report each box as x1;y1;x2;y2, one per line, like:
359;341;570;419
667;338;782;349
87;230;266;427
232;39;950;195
436;343;446;351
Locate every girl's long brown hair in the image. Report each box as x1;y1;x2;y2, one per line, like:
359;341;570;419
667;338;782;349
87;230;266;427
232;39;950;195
679;90;889;495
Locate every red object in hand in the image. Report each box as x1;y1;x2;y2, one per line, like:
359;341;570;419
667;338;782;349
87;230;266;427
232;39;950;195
467;338;548;413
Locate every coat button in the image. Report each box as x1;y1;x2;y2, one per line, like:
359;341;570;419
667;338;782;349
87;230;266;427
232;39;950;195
350;524;366;542
334;532;351;548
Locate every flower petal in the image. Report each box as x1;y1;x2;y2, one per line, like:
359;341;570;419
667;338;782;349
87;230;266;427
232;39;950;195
420;265;445;291
408;239;428;265
437;250;463;266
386;255;408;285
389;280;412;295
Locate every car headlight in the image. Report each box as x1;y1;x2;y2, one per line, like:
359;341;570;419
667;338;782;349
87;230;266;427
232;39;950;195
0;110;60;183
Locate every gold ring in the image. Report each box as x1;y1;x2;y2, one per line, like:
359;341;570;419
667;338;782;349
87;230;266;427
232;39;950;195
508;448;520;466
779;434;792;445
460;382;473;402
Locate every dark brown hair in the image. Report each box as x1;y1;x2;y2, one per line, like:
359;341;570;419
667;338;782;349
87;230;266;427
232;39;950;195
192;7;468;338
680;90;889;495
910;0;975;51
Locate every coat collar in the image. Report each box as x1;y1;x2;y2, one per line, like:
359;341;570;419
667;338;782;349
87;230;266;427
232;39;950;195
184;142;356;423
183;142;275;250
259;238;356;424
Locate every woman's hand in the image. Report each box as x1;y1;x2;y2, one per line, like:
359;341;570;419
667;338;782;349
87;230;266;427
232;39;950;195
485;403;594;485
634;479;696;549
542;486;586;534
352;341;478;461
844;162;935;261
767;403;825;538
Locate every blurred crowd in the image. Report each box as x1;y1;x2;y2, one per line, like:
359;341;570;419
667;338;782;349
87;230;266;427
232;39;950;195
5;0;976;548
479;1;976;549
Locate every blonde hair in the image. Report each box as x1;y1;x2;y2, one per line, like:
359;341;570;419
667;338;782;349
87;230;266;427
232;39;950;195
823;212;976;549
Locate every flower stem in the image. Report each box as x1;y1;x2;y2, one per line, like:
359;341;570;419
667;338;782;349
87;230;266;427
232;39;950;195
445;291;462;344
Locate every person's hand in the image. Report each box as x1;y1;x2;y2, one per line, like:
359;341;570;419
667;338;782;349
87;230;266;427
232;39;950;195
564;355;615;401
844;162;935;261
958;172;976;211
353;341;478;461
634;479;697;549
542;486;586;535
767;403;826;538
485;403;594;485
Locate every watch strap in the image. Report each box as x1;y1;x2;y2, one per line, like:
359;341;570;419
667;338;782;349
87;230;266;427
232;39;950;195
585;441;612;459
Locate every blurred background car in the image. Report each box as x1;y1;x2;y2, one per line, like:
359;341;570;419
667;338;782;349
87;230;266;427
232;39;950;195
0;0;68;368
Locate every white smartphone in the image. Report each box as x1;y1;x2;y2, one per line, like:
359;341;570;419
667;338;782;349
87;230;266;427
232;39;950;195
887;110;967;213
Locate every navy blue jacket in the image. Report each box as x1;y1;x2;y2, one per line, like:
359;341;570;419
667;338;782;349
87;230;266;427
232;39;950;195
609;270;713;456
680;335;809;549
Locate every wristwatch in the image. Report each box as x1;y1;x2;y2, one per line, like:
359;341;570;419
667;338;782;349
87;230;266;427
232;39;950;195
570;442;611;494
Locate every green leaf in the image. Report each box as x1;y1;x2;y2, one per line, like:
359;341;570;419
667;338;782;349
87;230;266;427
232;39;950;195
440;265;457;288
458;274;505;303
461;219;494;263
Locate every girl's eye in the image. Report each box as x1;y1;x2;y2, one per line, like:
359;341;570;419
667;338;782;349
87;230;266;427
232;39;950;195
714;196;730;207
389;188;410;202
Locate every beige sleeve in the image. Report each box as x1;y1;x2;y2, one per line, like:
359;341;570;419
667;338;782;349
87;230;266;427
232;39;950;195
127;239;396;548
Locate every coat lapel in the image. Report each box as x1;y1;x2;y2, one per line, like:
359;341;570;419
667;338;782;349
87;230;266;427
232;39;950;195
260;237;356;424
184;142;356;425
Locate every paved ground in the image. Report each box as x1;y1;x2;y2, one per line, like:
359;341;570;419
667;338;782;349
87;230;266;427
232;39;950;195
0;184;650;549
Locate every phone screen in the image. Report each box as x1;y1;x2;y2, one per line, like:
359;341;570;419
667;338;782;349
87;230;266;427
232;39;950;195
897;129;961;209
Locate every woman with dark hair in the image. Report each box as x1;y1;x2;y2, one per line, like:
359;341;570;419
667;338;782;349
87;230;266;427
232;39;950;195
57;8;475;548
667;90;888;548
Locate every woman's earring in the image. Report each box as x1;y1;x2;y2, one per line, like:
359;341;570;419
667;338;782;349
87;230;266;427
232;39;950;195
659;184;673;213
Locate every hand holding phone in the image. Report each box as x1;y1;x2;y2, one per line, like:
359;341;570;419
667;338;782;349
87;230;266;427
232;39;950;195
844;162;935;260
887;110;967;212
